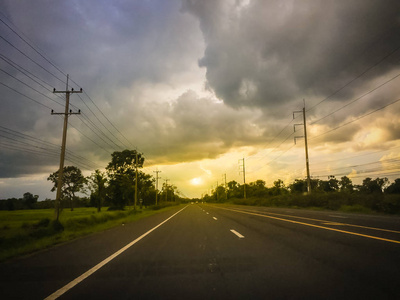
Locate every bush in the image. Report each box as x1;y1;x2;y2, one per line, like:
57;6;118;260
229;192;400;214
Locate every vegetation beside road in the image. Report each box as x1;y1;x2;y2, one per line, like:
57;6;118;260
203;176;400;215
0;203;180;262
228;193;400;214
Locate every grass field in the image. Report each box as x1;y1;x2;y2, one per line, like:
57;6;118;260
0;204;181;262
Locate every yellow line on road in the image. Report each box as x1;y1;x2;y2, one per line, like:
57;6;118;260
212;206;400;244
223;206;400;234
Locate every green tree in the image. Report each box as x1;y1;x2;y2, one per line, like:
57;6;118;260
385;178;400;194
227;180;242;198
339;176;353;193
106;150;144;209
318;176;339;192
289;179;307;193
87;169;107;212
137;171;155;206
23;192;39;209
360;177;388;194
270;179;288;195
48;166;86;211
248;180;267;197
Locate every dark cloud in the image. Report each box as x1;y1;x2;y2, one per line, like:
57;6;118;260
183;0;400;116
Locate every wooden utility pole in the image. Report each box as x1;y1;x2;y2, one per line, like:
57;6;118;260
153;169;161;205
52;75;82;220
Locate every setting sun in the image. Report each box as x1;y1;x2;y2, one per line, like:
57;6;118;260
190;177;203;186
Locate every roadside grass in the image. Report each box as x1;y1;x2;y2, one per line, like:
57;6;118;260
0;203;181;262
228;193;400;215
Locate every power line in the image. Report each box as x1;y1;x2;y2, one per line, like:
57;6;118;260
0;67;65;108
311;97;400;140
307;31;400;112
0;34;66;84
0;81;52;110
0;17;68;78
311;71;400;125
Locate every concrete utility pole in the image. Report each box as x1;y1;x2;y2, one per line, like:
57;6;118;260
294;101;311;194
52;75;81;221
153;169;161;205
239;158;246;199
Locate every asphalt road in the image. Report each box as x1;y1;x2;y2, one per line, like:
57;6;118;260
1;204;400;299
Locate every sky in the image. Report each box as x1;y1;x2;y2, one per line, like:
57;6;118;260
1;0;400;200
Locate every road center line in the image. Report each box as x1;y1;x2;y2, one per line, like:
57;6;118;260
215;206;400;244
230;229;245;238
45;205;188;300
224;207;400;234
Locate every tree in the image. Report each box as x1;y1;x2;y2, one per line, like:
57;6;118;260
48;166;86;211
270;179;288;195
137;171;155;206
227;180;242;198
339;176;353;193
23;192;39;209
106;150;144;209
87;169;107;212
385;178;400;194
289;179;307;193
318;176;339;192
360;177;388;194
248;180;267;197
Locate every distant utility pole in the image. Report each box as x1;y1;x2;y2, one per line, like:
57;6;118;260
216;181;219;201
164;179;170;202
153;169;161;205
239;158;246;199
223;173;228;200
52;75;81;221
134;151;138;210
293;100;311;194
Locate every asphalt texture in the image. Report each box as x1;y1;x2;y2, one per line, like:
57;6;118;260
1;204;400;299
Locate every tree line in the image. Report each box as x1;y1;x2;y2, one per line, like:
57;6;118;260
0;150;181;212
203;176;400;214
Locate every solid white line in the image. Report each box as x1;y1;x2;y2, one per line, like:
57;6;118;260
230;229;245;239
213;217;218;220
45;205;188;300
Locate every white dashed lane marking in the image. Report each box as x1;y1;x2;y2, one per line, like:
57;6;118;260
230;229;245;239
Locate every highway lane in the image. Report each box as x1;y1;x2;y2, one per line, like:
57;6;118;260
0;206;188;299
1;203;400;299
210;204;400;241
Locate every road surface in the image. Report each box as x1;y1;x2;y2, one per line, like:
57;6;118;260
1;203;400;299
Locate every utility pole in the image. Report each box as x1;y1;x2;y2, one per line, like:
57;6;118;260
294;100;311;194
164;179;170;202
134;151;138;210
216;181;219;202
239;158;246;199
52;75;81;221
223;173;228;200
153;169;161;205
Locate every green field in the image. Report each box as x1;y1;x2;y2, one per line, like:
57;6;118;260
0;204;181;262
